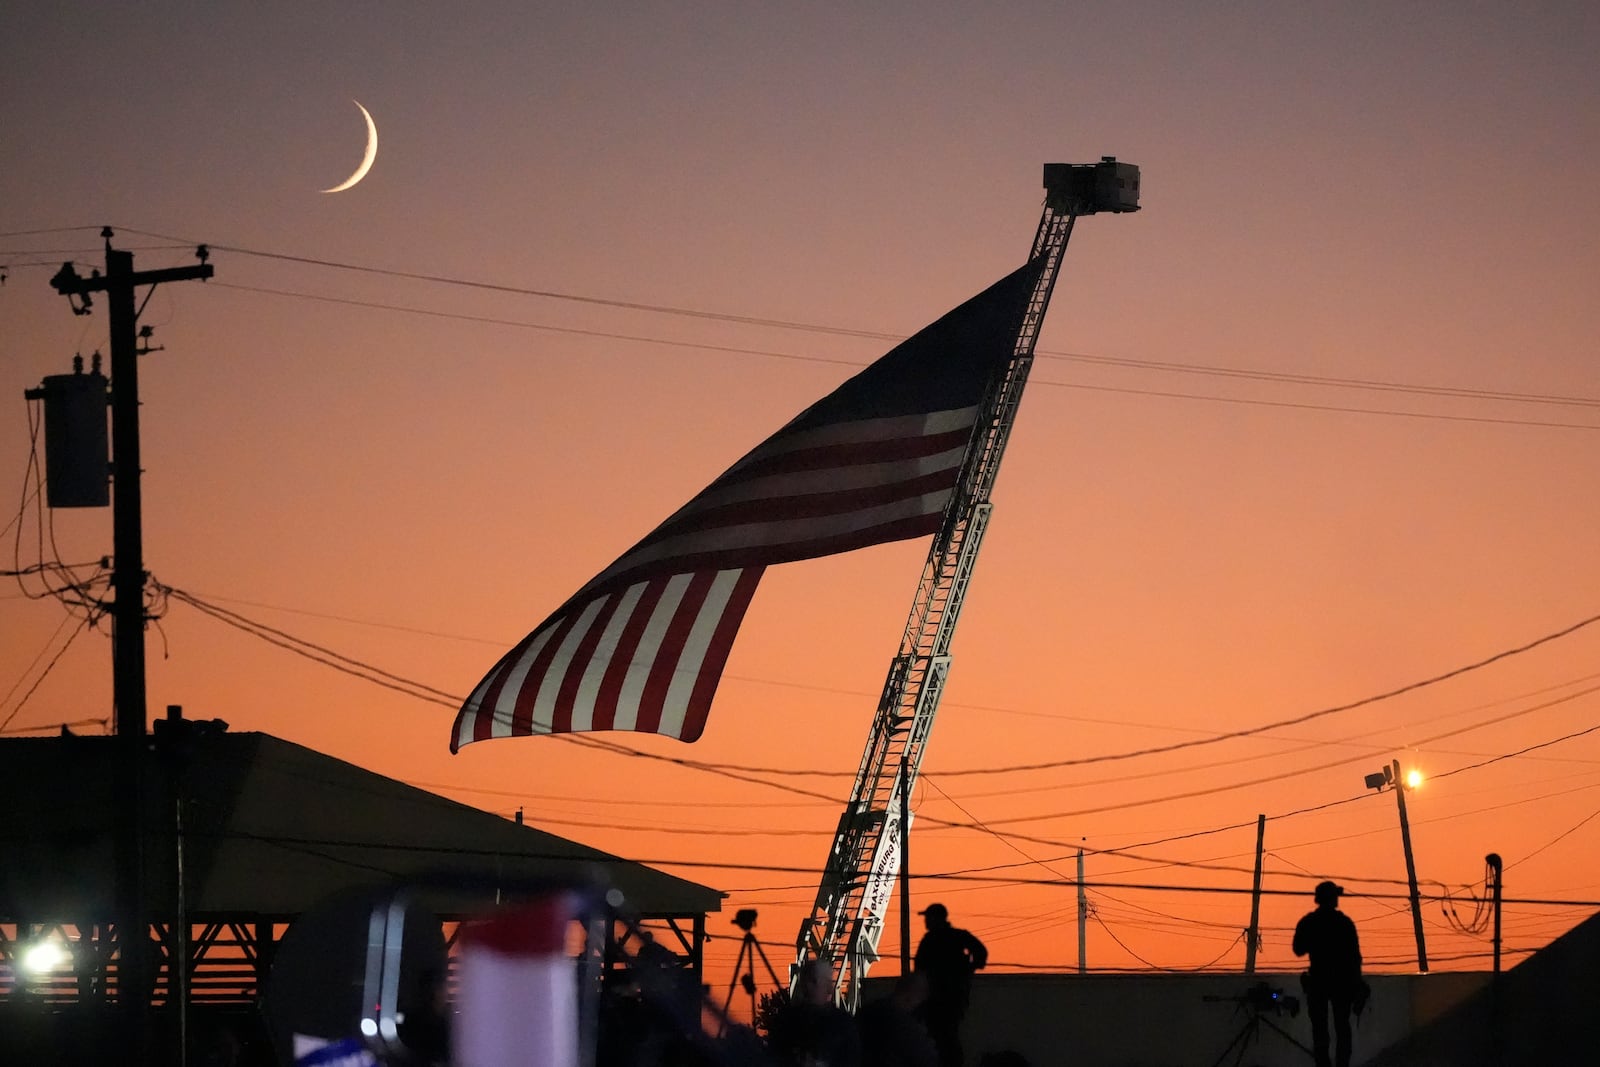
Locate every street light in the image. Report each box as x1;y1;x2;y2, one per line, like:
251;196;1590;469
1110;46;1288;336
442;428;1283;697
21;938;70;976
1366;758;1429;973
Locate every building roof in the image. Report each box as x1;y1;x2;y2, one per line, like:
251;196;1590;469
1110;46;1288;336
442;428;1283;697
0;719;723;919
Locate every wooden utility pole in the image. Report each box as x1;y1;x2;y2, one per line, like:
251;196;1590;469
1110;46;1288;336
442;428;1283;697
51;232;212;738
1244;814;1265;973
50;231;213;1055
1391;759;1429;973
1076;847;1087;974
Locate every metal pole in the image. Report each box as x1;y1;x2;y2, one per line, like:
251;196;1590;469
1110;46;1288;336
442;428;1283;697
1486;851;1504;1067
1486;853;1502;975
1076;848;1087;975
1393;759;1428;972
1245;815;1265;974
164;706;191;1067
899;753;911;974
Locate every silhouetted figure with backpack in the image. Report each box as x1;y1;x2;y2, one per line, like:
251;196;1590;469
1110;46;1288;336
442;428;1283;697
913;904;987;1067
1293;881;1365;1067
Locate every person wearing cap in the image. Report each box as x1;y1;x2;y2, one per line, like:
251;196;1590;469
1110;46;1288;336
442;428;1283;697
913;904;987;1067
1293;881;1364;1067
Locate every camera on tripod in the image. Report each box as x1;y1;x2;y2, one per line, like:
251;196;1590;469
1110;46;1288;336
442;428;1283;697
1202;981;1312;1066
1243;981;1299;1017
1203;980;1300;1018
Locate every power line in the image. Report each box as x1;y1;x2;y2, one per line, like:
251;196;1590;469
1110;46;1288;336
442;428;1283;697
58;825;1598;907
925;689;1600;831
207;281;867;368
1507;803;1600;872
406;778;826;810
157;583;1600;843
0;716;107;737
193;280;1600;430
144;585;1600;793
135;588;1600;798
0;616;90;733
1051;380;1600;431
102;227;1600;425
930;611;1600;776
1432;722;1600;781
1094;914;1243;972
157;584;847;807
0;226;102;239
113;230;893;339
921;776;1076;884
1058;350;1600;410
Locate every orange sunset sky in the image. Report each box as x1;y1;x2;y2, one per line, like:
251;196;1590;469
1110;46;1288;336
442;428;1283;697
4;3;1599;1018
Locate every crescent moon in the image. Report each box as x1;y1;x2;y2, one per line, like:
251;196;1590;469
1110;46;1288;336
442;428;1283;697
321;100;378;193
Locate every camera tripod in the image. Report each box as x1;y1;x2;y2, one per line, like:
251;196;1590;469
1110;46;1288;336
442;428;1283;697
1208;1007;1313;1067
720;910;785;1027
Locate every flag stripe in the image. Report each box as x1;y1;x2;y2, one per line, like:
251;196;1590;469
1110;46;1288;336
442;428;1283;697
451;257;1042;751
658;569;747;739
726;423;974;481
551;591;625;734
467;624;556;746
615;576;695;731
680;567;763;742
569;582;645;733
693;443;969;513
591;487;954;586
510;604;590;737
635;572;716;735
723;407;978;470
594;579;669;732
660;467;962;538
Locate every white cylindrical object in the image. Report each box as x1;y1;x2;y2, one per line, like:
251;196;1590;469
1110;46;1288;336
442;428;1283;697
453;896;577;1067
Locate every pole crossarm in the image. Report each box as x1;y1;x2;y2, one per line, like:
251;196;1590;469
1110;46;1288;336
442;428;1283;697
51;261;214;296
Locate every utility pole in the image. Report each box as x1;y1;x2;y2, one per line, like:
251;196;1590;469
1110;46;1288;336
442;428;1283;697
1486;851;1504;1067
50;231;213;1056
51;232;212;738
1390;759;1429;973
1244;814;1265;974
1076;847;1087;975
1486;852;1503;975
898;753;911;975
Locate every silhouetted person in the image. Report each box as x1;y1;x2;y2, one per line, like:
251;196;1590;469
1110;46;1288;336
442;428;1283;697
857;972;937;1067
768;959;861;1067
1293;881;1363;1067
912;904;987;1067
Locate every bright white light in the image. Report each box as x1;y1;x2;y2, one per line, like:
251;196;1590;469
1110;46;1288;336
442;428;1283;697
1406;769;1424;790
22;940;68;974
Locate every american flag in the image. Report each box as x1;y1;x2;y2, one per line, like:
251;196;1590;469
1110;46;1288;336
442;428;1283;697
451;257;1043;750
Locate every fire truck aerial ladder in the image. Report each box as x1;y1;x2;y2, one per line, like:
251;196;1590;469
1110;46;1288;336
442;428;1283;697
793;160;1141;1009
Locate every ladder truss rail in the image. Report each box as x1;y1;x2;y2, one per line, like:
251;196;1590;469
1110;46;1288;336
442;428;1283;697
796;200;1082;1007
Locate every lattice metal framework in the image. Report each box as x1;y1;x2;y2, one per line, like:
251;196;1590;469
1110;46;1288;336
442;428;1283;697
793;161;1138;1009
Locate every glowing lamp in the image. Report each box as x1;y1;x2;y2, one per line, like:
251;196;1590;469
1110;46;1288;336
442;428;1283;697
22;939;69;975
